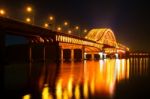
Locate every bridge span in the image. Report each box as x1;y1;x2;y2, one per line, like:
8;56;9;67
0;17;129;62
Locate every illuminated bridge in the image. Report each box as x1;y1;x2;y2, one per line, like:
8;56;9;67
0;17;129;62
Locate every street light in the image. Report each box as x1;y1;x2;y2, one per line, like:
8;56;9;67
84;29;88;33
44;23;49;28
49;16;54;21
75;26;79;30
26;6;34;24
68;30;72;34
0;9;5;16
26;17;31;23
64;21;68;26
63;21;69;33
57;26;62;32
75;26;80;36
26;6;32;12
48;15;55;30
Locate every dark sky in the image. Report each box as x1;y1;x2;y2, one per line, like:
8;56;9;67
1;0;150;51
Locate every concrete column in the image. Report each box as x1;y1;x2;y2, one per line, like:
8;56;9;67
0;31;5;64
91;53;95;60
43;46;46;62
29;41;32;62
0;30;5;95
61;48;64;61
82;46;85;60
71;49;74;61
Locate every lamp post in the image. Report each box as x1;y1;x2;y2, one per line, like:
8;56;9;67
26;17;31;23
49;15;55;30
68;30;72;34
75;26;80;36
83;29;88;36
63;21;69;33
57;26;62;32
44;23;49;28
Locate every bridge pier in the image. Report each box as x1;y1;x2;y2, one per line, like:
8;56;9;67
0;30;5;95
60;48;64;61
71;49;74;61
82;46;85;60
0;31;5;64
91;53;95;60
28;40;33;62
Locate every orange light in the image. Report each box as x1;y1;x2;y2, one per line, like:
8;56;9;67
84;29;87;33
49;16;54;21
0;9;5;15
75;26;79;30
68;30;72;34
44;23;49;28
26;6;32;12
57;27;62;31
64;21;68;26
26;18;31;23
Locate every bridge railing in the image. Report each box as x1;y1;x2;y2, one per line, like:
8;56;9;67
55;33;103;49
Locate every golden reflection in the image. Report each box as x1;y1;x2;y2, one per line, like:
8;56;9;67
67;77;73;98
83;80;88;99
56;79;62;99
22;57;150;98
127;59;130;79
130;58;149;76
55;59;131;98
75;84;80;99
22;94;30;99
42;84;53;99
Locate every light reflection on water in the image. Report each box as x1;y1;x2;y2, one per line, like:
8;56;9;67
22;58;149;99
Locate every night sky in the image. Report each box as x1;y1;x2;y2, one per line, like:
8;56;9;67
1;0;150;51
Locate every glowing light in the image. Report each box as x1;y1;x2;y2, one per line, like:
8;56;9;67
84;29;87;33
115;53;118;59
64;21;68;26
68;30;72;34
26;6;32;12
99;52;103;59
44;23;49;28
75;26;79;30
117;49;125;53
26;18;31;23
104;53;107;59
49;16;54;21
57;27;62;31
0;9;5;15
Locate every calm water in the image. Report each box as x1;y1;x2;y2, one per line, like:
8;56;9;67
4;57;150;99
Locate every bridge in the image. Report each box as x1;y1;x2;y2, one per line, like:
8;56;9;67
0;16;129;62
